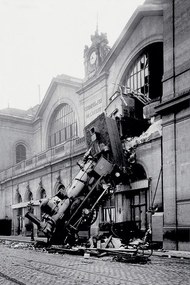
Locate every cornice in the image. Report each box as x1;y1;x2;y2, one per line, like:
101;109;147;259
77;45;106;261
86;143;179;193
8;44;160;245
155;88;190;114
98;4;164;74
36;75;82;118
0;114;33;125
77;71;109;95
54;75;82;88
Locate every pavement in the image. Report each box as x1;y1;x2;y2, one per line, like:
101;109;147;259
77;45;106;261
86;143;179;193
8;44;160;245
0;238;190;285
0;235;190;260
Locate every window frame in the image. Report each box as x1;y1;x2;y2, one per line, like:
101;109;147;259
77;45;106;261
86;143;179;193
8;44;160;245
16;144;26;164
125;53;150;98
48;104;77;148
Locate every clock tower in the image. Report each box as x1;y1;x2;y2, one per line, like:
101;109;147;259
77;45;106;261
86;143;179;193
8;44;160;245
84;29;110;79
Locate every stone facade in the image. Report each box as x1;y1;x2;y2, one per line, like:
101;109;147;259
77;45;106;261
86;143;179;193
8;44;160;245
0;0;189;250
156;0;190;251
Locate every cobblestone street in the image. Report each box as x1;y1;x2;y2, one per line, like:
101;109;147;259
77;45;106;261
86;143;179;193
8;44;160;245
0;243;189;285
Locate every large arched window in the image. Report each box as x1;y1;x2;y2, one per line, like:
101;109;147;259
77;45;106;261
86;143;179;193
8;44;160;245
48;104;77;147
124;42;163;100
16;144;26;164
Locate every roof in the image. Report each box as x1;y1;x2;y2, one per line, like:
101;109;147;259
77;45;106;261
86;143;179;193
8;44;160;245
35;74;82;118
0;74;82;121
98;2;164;75
0;105;39;120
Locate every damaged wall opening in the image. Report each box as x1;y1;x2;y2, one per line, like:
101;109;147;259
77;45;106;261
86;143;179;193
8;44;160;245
123;42;163;102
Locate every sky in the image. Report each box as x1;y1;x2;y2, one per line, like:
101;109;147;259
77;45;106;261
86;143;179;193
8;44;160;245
0;0;144;110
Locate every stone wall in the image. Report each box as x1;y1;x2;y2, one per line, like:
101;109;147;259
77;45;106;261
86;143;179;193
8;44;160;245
0;118;34;171
160;0;190;250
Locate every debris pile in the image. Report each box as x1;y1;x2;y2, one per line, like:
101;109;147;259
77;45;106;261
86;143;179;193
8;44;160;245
35;232;153;263
0;233;153;264
124;119;162;150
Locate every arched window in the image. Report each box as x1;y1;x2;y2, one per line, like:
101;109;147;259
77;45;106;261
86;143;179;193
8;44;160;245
48;104;77;147
25;183;33;202
29;191;33;201
124;42;163;100
15;191;22;204
16;144;26;163
17;193;22;203
131;163;147;182
40;188;46;199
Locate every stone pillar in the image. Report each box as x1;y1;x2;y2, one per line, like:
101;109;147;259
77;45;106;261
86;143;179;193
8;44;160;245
162;115;177;249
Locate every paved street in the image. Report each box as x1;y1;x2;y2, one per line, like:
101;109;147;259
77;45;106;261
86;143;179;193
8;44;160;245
0;243;189;285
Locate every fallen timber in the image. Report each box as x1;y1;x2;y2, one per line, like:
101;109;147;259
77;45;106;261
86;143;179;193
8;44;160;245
34;241;153;264
87;246;153;262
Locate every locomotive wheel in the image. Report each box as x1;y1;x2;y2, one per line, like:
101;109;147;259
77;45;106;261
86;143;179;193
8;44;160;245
74;208;98;227
85;208;98;225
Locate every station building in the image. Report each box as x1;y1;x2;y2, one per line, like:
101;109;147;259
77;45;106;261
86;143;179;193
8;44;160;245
0;0;190;251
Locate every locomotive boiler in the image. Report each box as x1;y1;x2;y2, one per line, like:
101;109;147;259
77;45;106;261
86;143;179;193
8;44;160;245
26;150;123;245
25;113;128;245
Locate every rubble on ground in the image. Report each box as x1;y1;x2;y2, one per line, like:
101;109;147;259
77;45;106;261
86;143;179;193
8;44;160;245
0;235;153;264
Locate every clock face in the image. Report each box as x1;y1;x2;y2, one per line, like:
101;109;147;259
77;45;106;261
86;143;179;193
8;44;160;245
90;51;97;65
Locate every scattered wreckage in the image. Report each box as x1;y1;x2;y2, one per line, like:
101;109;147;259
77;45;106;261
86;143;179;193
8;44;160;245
25;112;130;246
25;87;159;263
